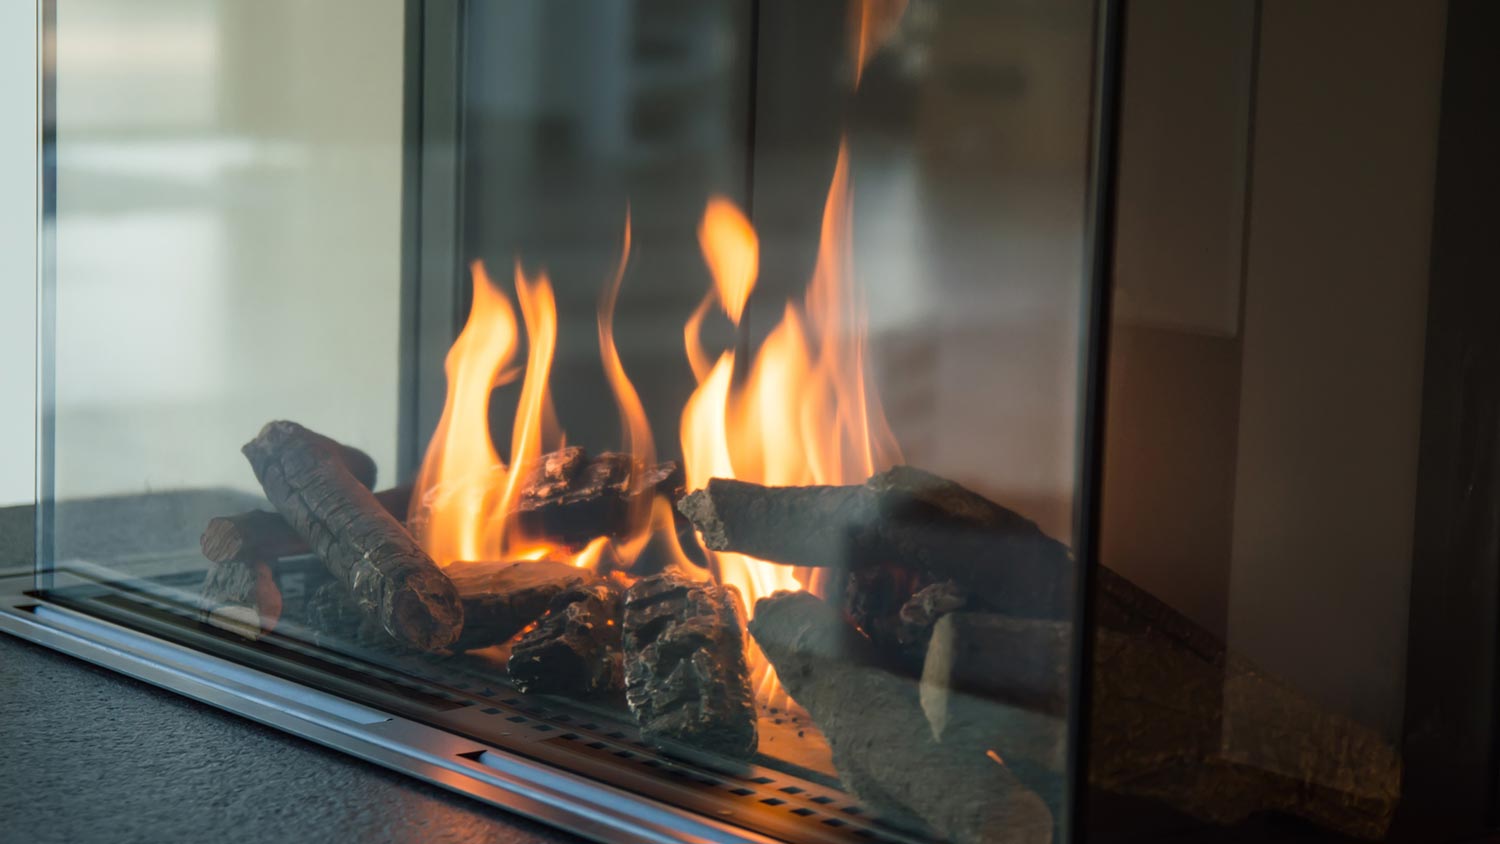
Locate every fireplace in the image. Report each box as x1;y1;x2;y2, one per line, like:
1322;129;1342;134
7;1;1496;842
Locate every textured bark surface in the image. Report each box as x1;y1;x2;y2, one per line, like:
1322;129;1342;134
304;579;405;651
242;421;462;650
198;560;282;640
508;580;624;696
511;446;685;549
446;561;590;652
622;573;757;758
201;487;412;565
679;467;1074;620
749;590;1053;844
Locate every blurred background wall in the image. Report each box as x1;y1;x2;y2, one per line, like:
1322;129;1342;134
0;3;37;507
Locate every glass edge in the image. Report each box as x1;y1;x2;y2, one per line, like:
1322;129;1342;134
34;0;56;594
1066;0;1126;841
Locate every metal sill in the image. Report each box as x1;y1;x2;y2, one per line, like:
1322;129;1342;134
0;583;781;844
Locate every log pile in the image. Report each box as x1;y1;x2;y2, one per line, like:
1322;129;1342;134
201;420;1397;841
691;473;1402;841
750;590;1054;844
622;573;758;758
680;466;1073;669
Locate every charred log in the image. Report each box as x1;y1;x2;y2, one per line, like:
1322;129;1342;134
679;467;1072;620
508;580;624;696
750;590;1053;844
446;560;590;652
198;560;282;640
508;446;685;549
622;573;757;759
201;487;412;565
304;579;405;651
242;421;462;650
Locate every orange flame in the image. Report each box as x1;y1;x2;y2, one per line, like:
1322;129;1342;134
409;261;519;567
681;184;901;696
698;197;759;327
410;8;904;706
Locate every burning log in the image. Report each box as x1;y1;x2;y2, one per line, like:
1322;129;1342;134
197;560;282;640
749;590;1053;844
201;487;412;565
622;573;757;758
920;613;1070;815
510;446;685;549
445;560;590;652
242;421;463;650
508;580;624;696
678;466;1073;620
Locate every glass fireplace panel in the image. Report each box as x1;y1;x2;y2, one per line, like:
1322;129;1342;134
38;2;1103;844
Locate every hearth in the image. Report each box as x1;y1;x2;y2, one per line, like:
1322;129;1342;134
9;1;1498;843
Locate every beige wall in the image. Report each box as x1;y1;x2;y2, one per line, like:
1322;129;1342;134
1226;0;1448;735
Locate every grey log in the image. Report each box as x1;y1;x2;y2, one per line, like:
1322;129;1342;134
749;590;1053;844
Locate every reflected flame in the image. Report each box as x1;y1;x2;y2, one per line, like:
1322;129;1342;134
851;0;909;86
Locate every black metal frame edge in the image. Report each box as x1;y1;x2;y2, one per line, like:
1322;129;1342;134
1397;1;1500;839
1069;0;1125;841
398;0;469;481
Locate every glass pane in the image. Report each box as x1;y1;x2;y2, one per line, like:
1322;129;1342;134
42;2;1103;843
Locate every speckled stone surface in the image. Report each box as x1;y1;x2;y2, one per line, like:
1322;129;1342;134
0;635;583;844
0;499;580;844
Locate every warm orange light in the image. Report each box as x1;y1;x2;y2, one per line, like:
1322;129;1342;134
698;196;759;327
597;213;658;569
680;186;900;697
409;261;520;568
410;7;904;706
488;265;560;556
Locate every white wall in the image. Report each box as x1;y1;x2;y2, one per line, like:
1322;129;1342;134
0;3;37;506
46;0;406;506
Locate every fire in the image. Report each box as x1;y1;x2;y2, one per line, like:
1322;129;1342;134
409;5;908;705
408;261;518;567
411;217;682;577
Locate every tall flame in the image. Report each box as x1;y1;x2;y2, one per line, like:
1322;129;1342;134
409;5;909;708
490;266;561;557
410;261;566;567
409;261;519;567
